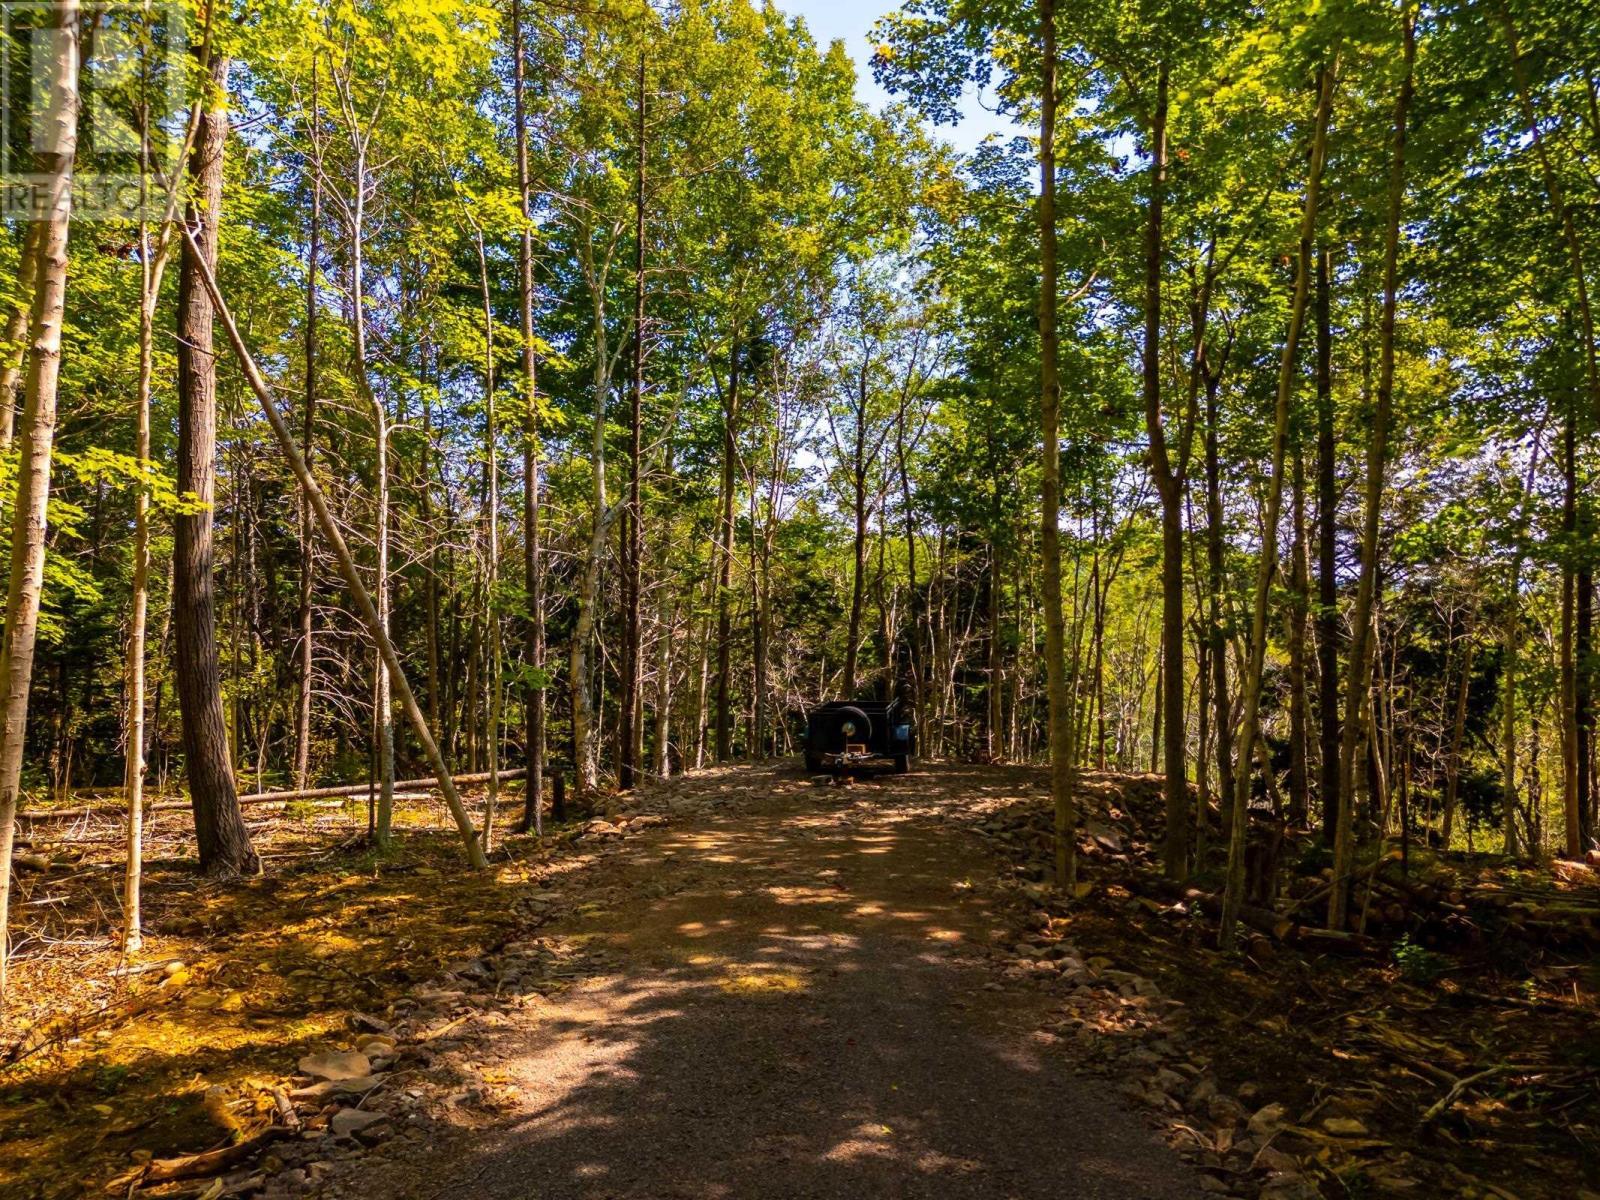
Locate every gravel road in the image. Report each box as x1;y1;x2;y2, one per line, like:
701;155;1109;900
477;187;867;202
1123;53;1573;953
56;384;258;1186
339;764;1204;1199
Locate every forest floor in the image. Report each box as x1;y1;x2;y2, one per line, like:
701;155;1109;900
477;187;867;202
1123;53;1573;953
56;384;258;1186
2;762;1596;1199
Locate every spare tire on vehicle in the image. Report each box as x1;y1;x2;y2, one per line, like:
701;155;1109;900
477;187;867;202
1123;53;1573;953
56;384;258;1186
828;705;872;752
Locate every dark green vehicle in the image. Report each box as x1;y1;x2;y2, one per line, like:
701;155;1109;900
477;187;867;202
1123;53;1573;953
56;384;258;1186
802;699;915;775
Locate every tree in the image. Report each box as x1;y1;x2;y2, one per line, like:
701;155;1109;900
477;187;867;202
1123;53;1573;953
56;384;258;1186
0;0;81;998
174;45;258;877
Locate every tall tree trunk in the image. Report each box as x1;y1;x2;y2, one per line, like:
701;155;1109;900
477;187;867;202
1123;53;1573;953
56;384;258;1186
1330;10;1416;929
1288;438;1311;826
571;254;610;792
293;57;321;793
987;544;1003;758
1038;0;1078;888
715;335;741;759
896;399;924;734
1222;58;1337;949
620;50;646;790
0;0;80;997
471;224;503;849
175;52;257;877
124;66;180;954
1315;247;1341;845
345;141;395;843
511;0;545;832
422;360;442;734
1203;368;1235;822
1562;375;1581;855
844;370;870;696
1137;65;1189;877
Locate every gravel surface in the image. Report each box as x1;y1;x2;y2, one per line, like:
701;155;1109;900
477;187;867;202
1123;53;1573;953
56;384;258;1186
341;765;1205;1199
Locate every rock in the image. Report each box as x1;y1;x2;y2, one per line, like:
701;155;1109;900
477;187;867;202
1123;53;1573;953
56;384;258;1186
298;1049;371;1082
330;1108;390;1139
1248;1102;1287;1136
1152;1067;1187;1094
1322;1116;1369;1137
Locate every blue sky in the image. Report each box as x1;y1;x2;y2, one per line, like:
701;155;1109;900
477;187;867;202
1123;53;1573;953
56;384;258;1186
779;0;1023;156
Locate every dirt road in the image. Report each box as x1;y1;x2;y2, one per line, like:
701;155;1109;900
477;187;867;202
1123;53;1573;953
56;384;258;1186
336;764;1203;1199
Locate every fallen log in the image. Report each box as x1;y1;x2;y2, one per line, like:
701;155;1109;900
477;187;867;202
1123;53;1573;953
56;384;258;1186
141;1126;294;1184
18;767;527;822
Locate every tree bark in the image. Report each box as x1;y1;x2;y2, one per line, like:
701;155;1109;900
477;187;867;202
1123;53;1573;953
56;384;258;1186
175;52;257;877
0;0;79;998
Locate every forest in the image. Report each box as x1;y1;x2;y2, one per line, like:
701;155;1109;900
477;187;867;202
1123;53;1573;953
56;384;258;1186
1;0;1599;1195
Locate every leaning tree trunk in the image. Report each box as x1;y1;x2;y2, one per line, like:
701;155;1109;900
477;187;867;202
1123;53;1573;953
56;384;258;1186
0;0;79;999
174;53;257;877
1330;11;1417;926
180;227;488;870
1221;58;1337;950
